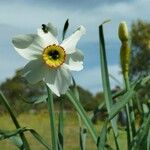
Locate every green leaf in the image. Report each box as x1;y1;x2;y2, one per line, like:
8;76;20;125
98;24;112;111
79;128;87;150
66;90;97;144
71;78;87;150
27;128;51;150
141;75;150;85
109;89;135;120
0;128;26;141
147;129;150;150
0;91;30;150
98;22;119;148
130;114;150;149
0;128;51;150
112;89;126;99
97;121;108;150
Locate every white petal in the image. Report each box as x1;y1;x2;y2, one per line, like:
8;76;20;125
64;62;83;72
61;26;86;54
67;49;84;61
46;67;72;96
44;68;57;85
64;50;84;71
37;28;58;47
12;34;43;60
47;22;58;37
47;83;60;97
22;59;48;84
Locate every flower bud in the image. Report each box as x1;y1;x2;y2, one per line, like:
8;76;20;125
120;42;130;78
118;21;129;42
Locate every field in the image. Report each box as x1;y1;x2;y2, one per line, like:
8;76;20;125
0;111;127;150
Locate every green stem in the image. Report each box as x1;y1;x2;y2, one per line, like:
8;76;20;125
46;86;58;150
125;104;132;150
0;91;30;150
58;100;64;150
125;76;136;139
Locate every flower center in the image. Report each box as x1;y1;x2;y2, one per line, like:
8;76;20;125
48;50;60;60
42;44;66;68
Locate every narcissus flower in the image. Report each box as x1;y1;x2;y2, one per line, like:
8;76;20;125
12;23;85;96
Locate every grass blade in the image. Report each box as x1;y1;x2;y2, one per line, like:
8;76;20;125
130;114;150;149
79;128;87;150
0;128;51;150
99;23;112;111
66;90;97;144
27;128;51;150
97;121;108;150
147;128;150;150
0;91;30;150
98;22;119;149
109;89;135;120
72;78;87;150
0;128;26;140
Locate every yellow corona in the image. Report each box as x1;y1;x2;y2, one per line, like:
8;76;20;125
42;44;66;68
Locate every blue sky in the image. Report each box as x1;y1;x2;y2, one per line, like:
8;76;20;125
0;0;149;93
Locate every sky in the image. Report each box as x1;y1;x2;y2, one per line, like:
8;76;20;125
0;0;149;94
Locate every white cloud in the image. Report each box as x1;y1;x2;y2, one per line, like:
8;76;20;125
0;0;149;42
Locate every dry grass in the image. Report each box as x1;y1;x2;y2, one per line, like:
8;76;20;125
0;111;127;150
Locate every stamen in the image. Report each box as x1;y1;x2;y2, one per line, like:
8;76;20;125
48;50;60;60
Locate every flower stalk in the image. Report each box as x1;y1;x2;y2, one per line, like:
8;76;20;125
46;85;58;150
118;21;136;148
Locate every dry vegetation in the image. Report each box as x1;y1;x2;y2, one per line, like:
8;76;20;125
0;111;127;150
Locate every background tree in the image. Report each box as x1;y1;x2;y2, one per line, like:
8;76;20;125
0;69;46;113
0;69;101;113
130;20;150;106
0;70;45;101
130;20;150;78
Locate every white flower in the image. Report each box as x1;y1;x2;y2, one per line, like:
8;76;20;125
12;23;85;96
